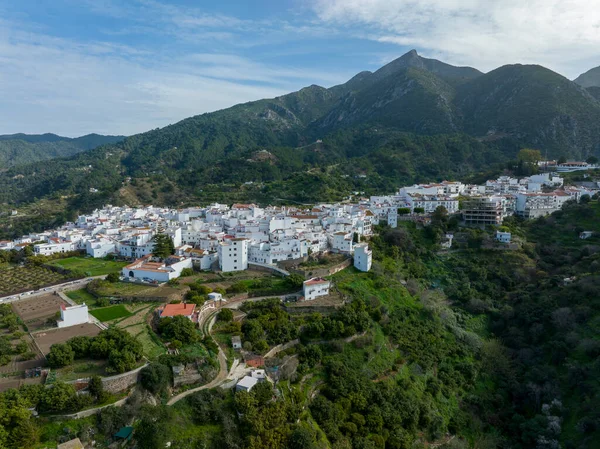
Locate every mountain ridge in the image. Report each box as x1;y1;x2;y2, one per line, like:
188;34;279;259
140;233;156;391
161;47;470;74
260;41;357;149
574;65;600;88
2;49;600;235
0;133;126;168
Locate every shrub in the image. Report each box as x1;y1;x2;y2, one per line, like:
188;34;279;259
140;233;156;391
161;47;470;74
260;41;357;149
180;268;195;277
140;363;173;395
47;343;75;368
217;309;234;322
106;272;120;283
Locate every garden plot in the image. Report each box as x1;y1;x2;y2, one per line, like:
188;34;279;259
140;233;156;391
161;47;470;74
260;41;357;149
0;335;45;375
11;294;68;330
33;323;101;355
48;257;127;276
0;265;69;295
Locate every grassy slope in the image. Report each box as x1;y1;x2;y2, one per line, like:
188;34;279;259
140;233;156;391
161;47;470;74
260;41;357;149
48;257;128;276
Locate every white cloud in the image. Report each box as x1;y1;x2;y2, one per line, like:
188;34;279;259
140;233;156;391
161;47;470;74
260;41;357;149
312;0;600;78
0;18;348;137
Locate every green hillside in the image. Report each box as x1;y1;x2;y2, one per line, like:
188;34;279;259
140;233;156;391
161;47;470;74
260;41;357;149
2;50;600;237
0;133;125;168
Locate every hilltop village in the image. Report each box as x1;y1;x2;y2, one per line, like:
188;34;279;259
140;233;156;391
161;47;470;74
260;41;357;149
0;167;599;448
1;171;596;285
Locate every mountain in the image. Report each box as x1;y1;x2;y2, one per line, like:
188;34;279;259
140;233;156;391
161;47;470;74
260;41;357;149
0;133;125;168
2;49;600;237
574;65;600;88
455;64;600;158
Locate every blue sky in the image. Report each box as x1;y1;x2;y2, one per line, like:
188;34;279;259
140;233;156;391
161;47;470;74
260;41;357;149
1;0;599;137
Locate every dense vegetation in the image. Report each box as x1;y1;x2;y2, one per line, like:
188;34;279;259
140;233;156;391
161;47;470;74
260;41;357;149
46;327;143;373
0;133;124;168
2;200;600;448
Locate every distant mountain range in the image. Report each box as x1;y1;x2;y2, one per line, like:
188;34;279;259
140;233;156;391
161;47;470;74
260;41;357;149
2;50;600;236
574;65;600;88
0;133;125;168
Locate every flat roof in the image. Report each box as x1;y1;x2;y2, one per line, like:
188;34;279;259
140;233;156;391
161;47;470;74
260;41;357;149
237;376;258;389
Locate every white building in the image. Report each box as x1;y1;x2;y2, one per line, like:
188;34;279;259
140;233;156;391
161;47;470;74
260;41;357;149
218;238;249;272
236;375;259;392
441;233;454;249
353;243;372;272
515;192;571;218
123;254;193;282
232;335;242;349
34;239;75;256
57;304;89;328
496;231;512;243
331;232;353;254
85;237;116;258
303;278;331;301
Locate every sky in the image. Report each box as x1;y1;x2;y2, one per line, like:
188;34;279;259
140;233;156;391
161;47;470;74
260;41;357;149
0;0;599;137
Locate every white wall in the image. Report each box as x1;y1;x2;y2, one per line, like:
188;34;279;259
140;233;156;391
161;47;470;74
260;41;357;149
58;304;89;328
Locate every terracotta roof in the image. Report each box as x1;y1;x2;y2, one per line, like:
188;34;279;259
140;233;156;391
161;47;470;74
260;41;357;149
160;303;196;317
304;278;329;286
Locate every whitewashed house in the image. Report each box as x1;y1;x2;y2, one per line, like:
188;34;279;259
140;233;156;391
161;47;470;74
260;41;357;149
496;231;512;243
57;304;89;328
218;238;249;272
85;237;116;258
331;232;353;254
123;254;193;282
303;278;331;301
353;243;372;272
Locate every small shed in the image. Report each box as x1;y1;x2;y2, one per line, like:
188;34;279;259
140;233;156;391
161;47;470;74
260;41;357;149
580;231;593;239
57;438;84;449
114;426;134;442
208;292;224;302
232;335;242;349
496;231;512;243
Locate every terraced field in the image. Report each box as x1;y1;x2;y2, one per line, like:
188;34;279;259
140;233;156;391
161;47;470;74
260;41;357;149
0;265;69;295
115;303;165;359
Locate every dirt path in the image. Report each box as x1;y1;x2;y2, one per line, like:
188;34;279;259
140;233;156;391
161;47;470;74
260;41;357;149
167;311;227;406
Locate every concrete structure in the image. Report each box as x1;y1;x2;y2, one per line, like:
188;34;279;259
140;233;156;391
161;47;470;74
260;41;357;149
496;231;512;243
462;196;510;225
218;238;249;272
208;292;223;302
441;233;454;249
303;278;331;301
236;375;258;392
123;254;193;282
353;243;372;272
232;335;242;349
57;304;89;328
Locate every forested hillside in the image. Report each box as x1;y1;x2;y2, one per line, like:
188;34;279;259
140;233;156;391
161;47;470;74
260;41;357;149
0;133;124;168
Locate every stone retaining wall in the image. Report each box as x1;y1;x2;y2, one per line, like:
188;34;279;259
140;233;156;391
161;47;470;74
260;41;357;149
289;258;352;279
102;363;148;394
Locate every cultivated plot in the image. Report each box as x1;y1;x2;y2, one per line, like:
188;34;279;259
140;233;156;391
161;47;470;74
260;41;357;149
11;294;68;330
33;323;101;355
